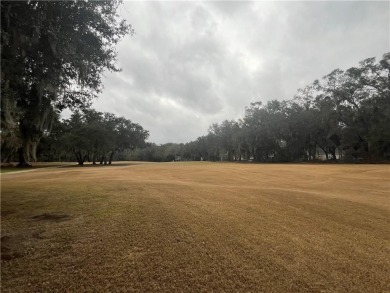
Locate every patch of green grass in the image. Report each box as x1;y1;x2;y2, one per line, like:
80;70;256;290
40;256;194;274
0;167;23;173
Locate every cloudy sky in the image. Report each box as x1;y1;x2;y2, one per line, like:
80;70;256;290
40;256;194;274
93;1;389;144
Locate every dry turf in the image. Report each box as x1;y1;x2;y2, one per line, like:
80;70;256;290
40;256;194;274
1;162;389;292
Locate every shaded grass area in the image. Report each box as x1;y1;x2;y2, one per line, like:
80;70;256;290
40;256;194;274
0;168;22;174
0;161;145;173
0;162;71;174
62;161;146;168
1;163;389;292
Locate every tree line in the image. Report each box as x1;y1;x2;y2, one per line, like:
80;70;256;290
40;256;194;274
37;110;148;165
9;52;390;165
128;53;390;163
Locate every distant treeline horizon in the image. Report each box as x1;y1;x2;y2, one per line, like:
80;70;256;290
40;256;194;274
29;52;389;164
128;53;389;163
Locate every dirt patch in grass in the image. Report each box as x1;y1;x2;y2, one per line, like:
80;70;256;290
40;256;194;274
31;213;71;222
1;162;389;292
1;236;23;261
1;210;16;217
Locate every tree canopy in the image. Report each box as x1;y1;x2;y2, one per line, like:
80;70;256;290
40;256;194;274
1;0;133;166
37;109;148;165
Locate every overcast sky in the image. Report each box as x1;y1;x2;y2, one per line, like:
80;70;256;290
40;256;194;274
92;1;389;144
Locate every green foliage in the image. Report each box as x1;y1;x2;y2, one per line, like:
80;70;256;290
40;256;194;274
162;53;389;163
38;110;149;165
1;0;132;165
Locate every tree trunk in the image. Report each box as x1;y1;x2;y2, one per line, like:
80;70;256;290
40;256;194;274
309;146;316;161
318;145;329;160
17;147;32;167
30;141;39;162
329;146;337;160
74;151;84;165
108;151;114;164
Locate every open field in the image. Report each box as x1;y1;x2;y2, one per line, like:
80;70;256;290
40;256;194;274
1;162;389;292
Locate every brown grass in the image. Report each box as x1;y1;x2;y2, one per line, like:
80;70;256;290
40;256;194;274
1;162;389;292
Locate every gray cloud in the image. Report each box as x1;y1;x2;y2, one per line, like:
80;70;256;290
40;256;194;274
92;1;389;144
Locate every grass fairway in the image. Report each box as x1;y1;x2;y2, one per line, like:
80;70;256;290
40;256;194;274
1;162;389;292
